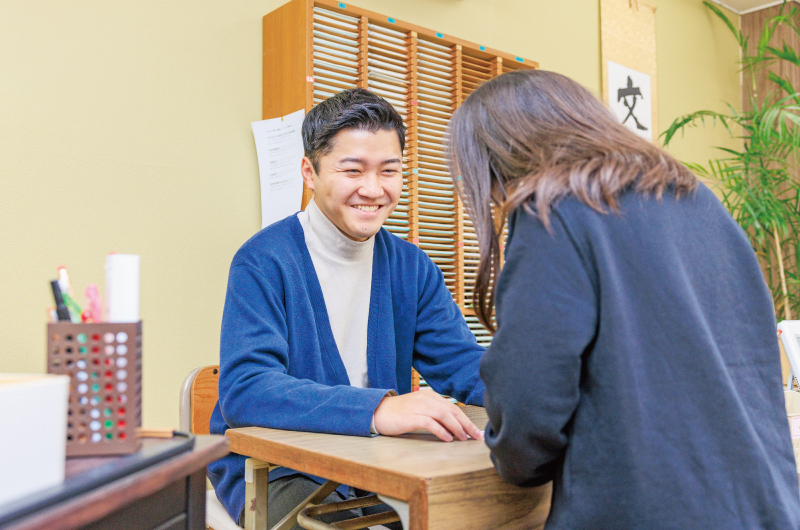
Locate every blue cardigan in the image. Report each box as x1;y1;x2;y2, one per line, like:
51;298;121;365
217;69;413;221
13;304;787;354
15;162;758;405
208;214;485;522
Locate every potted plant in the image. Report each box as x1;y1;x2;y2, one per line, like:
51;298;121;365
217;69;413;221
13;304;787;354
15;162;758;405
663;1;800;320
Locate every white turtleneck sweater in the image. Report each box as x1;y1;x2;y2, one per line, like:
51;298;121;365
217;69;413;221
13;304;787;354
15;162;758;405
297;199;373;389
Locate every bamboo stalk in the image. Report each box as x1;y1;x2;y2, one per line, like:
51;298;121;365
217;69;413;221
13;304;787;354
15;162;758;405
774;225;792;321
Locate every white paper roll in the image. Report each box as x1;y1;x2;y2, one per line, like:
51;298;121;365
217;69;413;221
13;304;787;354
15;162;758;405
104;254;140;323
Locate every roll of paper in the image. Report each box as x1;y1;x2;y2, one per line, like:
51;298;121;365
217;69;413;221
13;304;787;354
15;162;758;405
104;254;140;323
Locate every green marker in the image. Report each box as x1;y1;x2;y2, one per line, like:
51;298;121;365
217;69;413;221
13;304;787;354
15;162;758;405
61;292;83;323
57;267;82;322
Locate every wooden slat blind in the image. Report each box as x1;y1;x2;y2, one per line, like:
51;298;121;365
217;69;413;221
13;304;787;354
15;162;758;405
465;315;494;348
451;45;465;308
264;0;537;359
366;20;411;241
415;36;457;296
311;8;360;103
458;48;497;311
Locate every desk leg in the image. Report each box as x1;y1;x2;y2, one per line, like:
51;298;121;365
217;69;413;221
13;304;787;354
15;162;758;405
377;494;409;530
245;458;270;530
187;468;208;530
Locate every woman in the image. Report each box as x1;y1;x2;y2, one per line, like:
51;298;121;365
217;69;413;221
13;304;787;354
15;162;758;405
447;69;800;529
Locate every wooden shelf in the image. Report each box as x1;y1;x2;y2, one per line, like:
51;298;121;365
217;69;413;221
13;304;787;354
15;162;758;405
263;0;536;388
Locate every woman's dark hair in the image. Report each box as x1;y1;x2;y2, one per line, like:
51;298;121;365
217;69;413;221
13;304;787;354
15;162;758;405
302;88;406;172
447;69;697;333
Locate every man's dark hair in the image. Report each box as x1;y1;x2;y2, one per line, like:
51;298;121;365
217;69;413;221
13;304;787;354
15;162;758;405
302;88;406;172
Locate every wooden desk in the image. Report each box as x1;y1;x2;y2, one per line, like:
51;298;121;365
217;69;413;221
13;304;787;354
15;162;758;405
4;435;229;530
227;407;551;530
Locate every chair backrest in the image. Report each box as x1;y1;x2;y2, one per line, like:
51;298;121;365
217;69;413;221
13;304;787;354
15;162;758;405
179;365;219;435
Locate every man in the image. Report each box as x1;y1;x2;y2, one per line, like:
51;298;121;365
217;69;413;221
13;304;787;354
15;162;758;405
208;88;485;528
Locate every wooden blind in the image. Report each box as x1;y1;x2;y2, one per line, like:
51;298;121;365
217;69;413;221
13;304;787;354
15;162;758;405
415;36;457;296
367;20;412;240
263;0;537;360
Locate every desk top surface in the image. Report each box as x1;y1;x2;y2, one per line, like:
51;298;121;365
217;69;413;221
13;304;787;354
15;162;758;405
227;406;493;490
6;435;229;530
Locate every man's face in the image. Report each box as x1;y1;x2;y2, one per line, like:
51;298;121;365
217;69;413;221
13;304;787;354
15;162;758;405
301;128;403;241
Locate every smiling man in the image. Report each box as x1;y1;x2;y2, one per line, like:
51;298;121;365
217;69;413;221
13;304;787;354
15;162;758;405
208;89;486;528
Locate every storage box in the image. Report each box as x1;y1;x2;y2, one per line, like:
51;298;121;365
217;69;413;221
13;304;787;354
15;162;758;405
0;373;69;505
47;322;142;456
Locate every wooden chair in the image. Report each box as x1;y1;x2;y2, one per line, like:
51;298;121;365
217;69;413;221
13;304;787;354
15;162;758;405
180;365;400;530
179;365;220;436
180;365;260;530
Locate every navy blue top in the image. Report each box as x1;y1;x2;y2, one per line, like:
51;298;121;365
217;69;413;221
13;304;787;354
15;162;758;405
208;213;485;522
482;183;800;529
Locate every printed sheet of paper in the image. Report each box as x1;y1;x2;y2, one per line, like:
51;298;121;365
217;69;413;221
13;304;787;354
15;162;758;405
252;109;306;229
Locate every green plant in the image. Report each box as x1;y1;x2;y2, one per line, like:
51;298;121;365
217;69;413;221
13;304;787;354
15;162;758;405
663;1;800;321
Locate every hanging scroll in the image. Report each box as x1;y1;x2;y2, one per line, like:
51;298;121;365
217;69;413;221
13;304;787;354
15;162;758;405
601;0;658;142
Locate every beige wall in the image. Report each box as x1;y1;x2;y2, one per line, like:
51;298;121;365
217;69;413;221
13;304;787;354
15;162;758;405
1;0;740;428
654;0;742;162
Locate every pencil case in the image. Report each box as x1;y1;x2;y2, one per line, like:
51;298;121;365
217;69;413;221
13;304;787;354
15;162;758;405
47;322;142;456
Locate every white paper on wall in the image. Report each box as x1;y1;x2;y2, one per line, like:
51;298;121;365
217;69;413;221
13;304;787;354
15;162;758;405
252;109;306;229
607;61;652;142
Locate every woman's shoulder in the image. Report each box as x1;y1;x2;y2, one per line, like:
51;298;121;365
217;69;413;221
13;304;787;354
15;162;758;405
535;181;733;255
549;180;716;220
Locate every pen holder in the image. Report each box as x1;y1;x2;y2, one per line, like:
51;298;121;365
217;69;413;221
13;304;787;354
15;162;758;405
47;321;142;456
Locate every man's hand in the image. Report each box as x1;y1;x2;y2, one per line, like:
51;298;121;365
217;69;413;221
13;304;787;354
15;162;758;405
373;389;483;442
